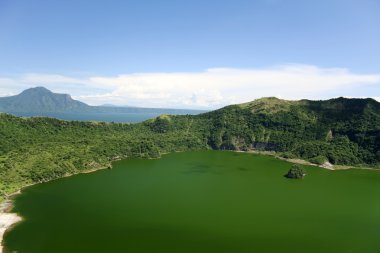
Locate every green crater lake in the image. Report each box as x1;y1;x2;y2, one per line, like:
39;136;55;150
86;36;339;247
4;151;380;253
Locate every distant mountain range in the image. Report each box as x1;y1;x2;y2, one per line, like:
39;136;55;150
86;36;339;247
0;87;205;115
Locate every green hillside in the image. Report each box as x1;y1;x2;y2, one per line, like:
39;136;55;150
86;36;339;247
202;97;380;164
1;97;379;202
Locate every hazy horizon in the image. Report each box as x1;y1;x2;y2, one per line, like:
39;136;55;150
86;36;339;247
2;86;379;111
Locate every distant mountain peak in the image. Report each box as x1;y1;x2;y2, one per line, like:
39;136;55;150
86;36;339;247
21;86;53;94
0;86;89;113
29;86;50;91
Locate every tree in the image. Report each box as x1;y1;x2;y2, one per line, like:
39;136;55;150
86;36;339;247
285;164;306;179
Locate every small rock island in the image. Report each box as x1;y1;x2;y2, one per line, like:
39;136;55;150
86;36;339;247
285;164;306;179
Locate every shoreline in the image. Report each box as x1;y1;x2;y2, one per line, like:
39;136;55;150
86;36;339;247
238;150;380;171
235;150;336;170
0;162;114;253
0;199;22;253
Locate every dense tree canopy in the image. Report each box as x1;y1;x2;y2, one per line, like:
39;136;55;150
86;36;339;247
285;165;307;179
1;97;379;202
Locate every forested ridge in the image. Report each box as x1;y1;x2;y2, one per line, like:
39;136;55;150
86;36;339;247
1;97;379;202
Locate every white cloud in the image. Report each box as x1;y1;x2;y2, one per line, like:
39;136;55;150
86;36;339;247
0;78;27;96
0;64;379;108
83;64;380;108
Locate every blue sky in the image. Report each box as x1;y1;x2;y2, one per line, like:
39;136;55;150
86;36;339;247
0;0;379;108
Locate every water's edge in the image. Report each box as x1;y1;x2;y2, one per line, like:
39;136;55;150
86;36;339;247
0;165;114;253
0;199;22;253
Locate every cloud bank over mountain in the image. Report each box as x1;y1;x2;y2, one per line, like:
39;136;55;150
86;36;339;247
1;64;379;109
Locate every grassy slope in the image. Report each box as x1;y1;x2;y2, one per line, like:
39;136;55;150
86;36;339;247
1;97;379;202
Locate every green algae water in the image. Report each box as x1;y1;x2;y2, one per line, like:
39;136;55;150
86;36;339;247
4;151;380;253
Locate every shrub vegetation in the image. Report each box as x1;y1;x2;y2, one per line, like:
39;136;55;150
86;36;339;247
285;164;307;179
1;97;379;202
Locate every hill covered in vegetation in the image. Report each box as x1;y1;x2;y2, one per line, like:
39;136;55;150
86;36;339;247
203;97;380;165
1;97;379;202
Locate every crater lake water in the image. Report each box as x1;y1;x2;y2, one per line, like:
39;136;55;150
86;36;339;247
4;151;380;253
